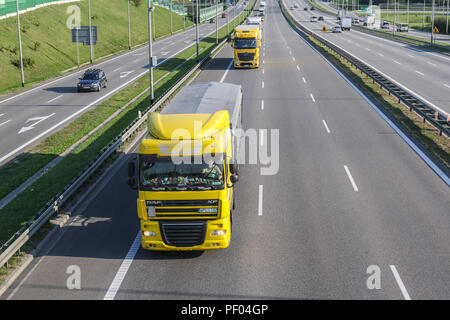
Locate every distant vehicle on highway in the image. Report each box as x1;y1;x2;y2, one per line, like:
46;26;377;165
304;7;308;10
340;17;352;31
77;69;107;92
396;23;409;32
381;21;390;29
363;13;375;26
222;12;226;18
318;16;324;21
332;26;342;33
210;18;215;23
310;7;315;10
294;4;298;8
310;16;318;22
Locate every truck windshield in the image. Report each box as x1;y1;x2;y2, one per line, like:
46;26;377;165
139;156;225;191
234;38;258;49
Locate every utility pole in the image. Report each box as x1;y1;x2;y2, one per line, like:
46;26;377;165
447;0;449;34
407;0;409;26
128;0;131;50
88;0;94;64
196;0;199;61
216;0;218;44
148;0;154;102
423;0;425;30
16;0;24;87
431;0;435;45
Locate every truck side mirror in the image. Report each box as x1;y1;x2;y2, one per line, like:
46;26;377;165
128;161;135;177
230;163;238;174
127;177;137;190
230;174;239;184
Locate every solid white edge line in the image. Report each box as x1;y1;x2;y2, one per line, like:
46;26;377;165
261;100;264;110
322;119;331;133
285;20;450;187
344;165;359;192
390;265;412;300
302;77;306;83
220;59;234;83
258;184;263;216
262;81;264;88
104;231;141;300
310;93;315;102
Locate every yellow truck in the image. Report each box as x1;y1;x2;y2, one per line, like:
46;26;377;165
127;82;242;251
232;24;261;68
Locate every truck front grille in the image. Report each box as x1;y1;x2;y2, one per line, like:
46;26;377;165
237;52;255;61
160;221;206;247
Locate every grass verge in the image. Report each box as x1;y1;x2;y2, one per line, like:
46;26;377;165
0;0;193;94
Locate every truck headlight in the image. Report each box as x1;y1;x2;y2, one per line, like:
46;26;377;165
211;230;226;236
143;231;156;237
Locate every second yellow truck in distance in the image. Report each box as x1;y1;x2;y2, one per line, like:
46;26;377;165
232;24;261;68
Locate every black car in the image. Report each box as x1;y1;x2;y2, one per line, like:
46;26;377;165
310;7;315;10
77;69;107;92
318;16;324;21
304;7;308;10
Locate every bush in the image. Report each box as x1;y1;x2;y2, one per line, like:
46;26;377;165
11;57;35;68
130;0;142;7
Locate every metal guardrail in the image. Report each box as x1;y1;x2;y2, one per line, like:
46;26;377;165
280;0;450;137
0;36;229;269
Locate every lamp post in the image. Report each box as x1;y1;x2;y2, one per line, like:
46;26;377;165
148;1;154;102
431;0;435;45
127;0;131;50
216;0;219;44
196;0;199;61
88;0;94;64
16;0;24;87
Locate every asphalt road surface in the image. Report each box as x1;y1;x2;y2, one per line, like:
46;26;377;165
286;0;450;117
2;0;450;300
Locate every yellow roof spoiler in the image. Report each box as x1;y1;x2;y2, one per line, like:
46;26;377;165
148;111;230;140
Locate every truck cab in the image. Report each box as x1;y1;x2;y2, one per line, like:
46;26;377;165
231;25;261;69
128;82;242;251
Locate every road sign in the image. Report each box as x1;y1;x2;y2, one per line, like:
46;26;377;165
72;26;98;45
321;26;327;32
433;26;439;33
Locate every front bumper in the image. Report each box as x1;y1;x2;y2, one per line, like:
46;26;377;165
140;218;231;251
234;59;259;68
77;85;98;92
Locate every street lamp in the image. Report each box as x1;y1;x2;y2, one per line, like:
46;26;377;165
196;0;199;61
148;1;155;102
88;0;94;64
16;0;24;87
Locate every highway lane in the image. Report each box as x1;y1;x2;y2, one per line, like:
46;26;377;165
286;0;450;117
316;0;450;43
3;0;450;300
0;1;249;166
